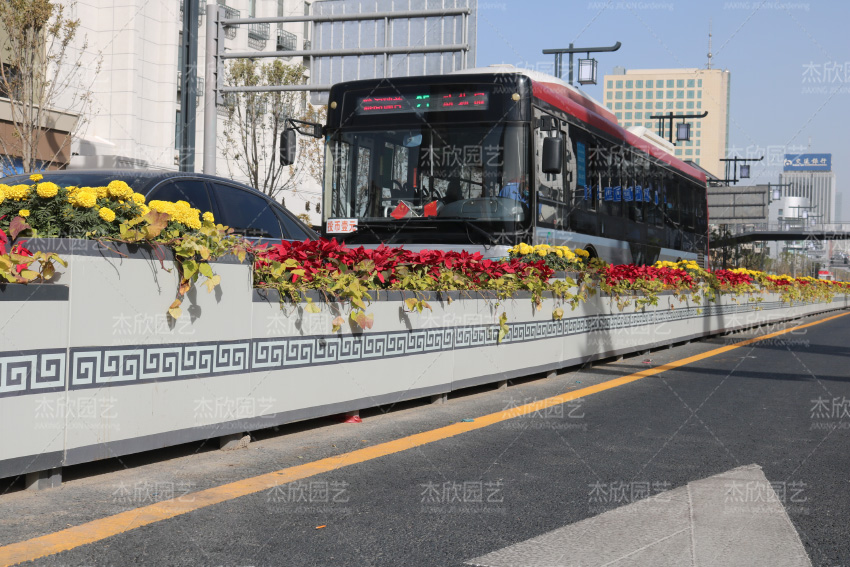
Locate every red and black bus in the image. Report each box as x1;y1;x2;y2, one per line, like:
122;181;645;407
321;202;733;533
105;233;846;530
317;66;709;266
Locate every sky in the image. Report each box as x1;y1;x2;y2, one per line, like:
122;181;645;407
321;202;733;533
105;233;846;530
474;0;850;219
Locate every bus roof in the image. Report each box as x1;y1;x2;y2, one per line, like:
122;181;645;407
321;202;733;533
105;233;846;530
454;65;706;183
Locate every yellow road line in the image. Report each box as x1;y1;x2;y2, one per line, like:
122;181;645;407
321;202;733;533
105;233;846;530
1;310;846;566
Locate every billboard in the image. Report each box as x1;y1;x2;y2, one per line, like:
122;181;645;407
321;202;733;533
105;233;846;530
310;0;477;104
783;153;831;171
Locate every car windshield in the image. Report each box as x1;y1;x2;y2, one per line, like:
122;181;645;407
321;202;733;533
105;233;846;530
1;172;155;192
323;124;530;223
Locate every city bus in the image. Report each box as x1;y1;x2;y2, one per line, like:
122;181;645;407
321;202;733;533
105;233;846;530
298;66;709;265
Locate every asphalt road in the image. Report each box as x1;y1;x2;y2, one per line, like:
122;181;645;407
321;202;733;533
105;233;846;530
2;310;850;567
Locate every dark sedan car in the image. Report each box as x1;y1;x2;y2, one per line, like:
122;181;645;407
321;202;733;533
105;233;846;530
2;170;317;241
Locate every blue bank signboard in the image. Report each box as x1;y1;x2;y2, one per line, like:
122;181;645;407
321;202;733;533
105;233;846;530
783;153;831;172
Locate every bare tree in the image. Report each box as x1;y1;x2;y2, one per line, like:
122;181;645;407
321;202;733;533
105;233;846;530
220;59;313;201
0;0;96;173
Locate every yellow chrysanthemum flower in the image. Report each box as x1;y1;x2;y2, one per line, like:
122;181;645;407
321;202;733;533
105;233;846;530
18;209;30;217
5;184;30;200
93;186;108;199
29;173;43;182
575;249;590;258
73;191;97;208
0;187;5;205
202;211;214;223
99;207;116;222
131;192;146;205
107;180;134;200
36;181;60;198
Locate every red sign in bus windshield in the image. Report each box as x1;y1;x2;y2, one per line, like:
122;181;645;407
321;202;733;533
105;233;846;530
355;90;490;115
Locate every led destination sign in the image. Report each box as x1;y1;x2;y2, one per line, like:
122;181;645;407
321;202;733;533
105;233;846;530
355;90;490;115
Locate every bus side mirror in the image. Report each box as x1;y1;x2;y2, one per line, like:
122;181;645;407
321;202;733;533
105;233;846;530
542;137;563;174
280;129;296;166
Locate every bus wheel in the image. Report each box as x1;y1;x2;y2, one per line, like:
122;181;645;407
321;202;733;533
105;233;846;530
584;246;598;260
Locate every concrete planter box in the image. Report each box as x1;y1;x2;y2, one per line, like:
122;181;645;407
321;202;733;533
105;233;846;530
1;239;847;481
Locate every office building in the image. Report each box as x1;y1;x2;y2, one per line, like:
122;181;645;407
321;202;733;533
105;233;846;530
779;153;835;224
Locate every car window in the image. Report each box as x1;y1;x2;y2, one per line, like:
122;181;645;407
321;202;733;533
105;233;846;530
210;183;283;239
274;208;314;241
147;179;214;214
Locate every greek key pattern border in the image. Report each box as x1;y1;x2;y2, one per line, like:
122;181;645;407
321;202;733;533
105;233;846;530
0;300;800;398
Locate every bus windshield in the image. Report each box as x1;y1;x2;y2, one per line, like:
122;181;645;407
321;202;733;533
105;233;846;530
324;124;530;226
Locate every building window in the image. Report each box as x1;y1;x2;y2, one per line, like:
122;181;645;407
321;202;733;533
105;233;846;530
685;149;693;155
656;102;663;109
607;80;613;89
695;158;700;164
626;80;633;88
666;79;674;88
616;112;622;120
626;91;633;99
696;140;700;146
656;90;663;99
667;90;674;98
636;80;643;88
646;91;653;99
697;101;702;109
677;79;684;87
249;0;256;17
696;121;701;128
616;80;623;89
696;149;700;155
698;79;702;87
686;101;694;109
675;148;682;155
635;91;643;99
615;102;623;109
624;122;632;128
606;102;613;109
695;130;701;137
635;102;642;109
698;91;702;98
646;80;653;88
635;112;642;119
625;102;632;109
616;91;623;100
676;90;684;98
676;101;684;109
625;112;632;119
645;121;652;128
687;90;694;98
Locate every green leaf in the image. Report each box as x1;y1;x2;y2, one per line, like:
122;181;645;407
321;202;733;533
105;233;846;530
304;298;321;313
404;297;418;311
199;262;214;279
41;261;55;281
331;316;345;332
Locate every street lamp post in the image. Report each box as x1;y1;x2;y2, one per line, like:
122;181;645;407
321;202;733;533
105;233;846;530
717;156;764;185
542;42;622;86
648;111;709;145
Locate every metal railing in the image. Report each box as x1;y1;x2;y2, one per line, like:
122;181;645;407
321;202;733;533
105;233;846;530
179;1;205;23
248;22;271;40
726;222;850;235
277;29;297;51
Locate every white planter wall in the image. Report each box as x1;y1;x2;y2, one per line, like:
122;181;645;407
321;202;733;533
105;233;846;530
1;239;847;479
